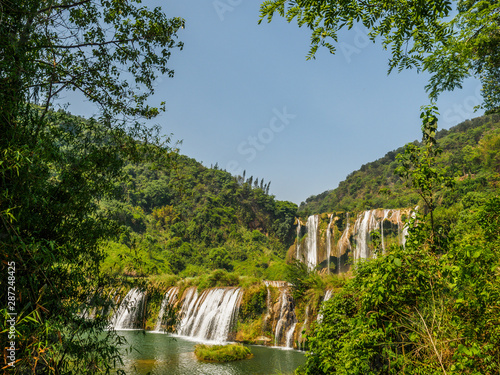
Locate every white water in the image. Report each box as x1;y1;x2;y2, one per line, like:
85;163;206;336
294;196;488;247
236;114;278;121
154;287;179;332
353;210;378;260
177;287;243;343
326;215;334;274
111;288;145;330
266;281;297;348
286;322;297;348
305;215;319;270
264;280;290;288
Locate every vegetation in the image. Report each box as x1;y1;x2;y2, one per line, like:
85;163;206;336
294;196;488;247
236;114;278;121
100;154;297;280
299;113;500;374
2;0;499;372
0;0;184;372
194;344;252;362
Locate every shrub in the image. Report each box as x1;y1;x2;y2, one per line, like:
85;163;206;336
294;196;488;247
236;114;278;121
194;344;252;362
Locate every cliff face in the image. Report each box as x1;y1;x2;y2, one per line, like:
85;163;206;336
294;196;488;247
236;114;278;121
293;209;412;273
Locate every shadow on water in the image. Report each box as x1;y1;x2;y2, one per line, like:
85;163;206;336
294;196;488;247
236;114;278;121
117;331;305;375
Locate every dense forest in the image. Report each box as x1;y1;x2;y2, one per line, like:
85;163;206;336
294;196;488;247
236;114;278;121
100;152;297;279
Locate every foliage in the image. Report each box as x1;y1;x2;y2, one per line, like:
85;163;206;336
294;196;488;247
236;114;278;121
300;115;500;374
101;154;298;279
194;344;252;362
259;0;500;112
196;269;240;291
0;0;184;372
285;259;325;301
239;284;268;321
0;110;161;373
0;0;184;121
396;106;454;247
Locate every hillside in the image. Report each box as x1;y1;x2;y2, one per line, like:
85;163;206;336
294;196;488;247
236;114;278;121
299;114;500;215
100;154;298;279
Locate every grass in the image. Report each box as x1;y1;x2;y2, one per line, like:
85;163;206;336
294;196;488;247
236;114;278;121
194;343;252;362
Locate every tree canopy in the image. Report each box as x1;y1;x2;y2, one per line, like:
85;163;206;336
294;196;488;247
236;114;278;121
0;0;184;124
259;0;500;112
0;0;184;372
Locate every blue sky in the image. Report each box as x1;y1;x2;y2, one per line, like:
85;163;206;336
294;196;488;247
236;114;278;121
66;0;484;204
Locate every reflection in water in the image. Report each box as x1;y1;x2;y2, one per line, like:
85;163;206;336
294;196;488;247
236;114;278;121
118;331;305;375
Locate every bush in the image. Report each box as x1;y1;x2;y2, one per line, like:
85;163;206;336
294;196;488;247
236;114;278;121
194;344;252;362
239;284;267;321
197;269;240;291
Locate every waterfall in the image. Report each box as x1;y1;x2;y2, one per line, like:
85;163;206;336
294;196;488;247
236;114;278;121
177;287;243;343
154;287;179;332
264;281;297;349
353;210;378;260
267;281;297;349
110;288;146;330
305;215;319;270
273;288;297;348
286;322;297;348
326;215;334;274
401;208;416;248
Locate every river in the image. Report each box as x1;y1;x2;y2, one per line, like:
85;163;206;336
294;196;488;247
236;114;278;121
117;330;305;375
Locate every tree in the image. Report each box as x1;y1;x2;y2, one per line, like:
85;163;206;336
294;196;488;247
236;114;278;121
0;0;184;124
395;106;454;248
259;0;500;112
0;0;184;372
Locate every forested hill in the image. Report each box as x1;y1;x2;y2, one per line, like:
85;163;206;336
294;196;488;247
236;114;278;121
299;114;500;215
101;153;298;279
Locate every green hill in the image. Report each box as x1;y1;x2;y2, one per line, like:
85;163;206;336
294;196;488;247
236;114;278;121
100;154;298;279
299;114;500;215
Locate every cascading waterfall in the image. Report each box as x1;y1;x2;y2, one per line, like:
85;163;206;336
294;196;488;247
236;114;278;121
177;287;243;343
326;215;334;274
273;285;297;348
401;208;416;248
295;209;412;271
305;215;319;270
353;210;379;260
264;281;297;348
110;288;146;330
154;287;179;332
286;322;298;348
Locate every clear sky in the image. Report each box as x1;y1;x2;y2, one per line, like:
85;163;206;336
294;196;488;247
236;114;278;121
65;0;484;205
